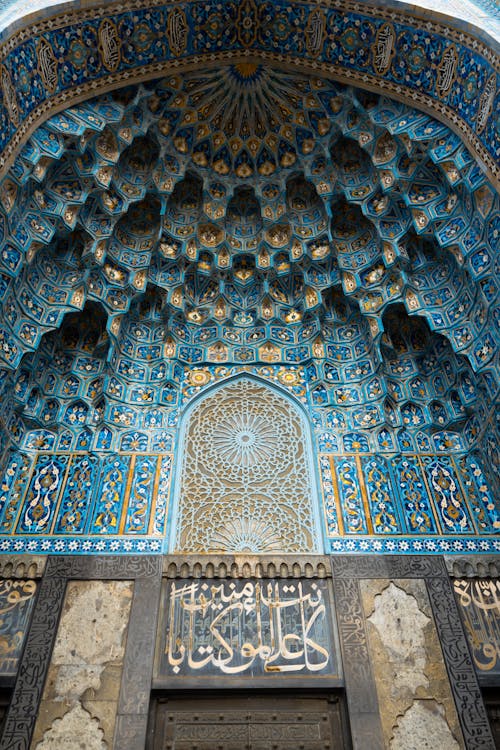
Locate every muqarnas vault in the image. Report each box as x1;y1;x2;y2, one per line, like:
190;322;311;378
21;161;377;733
0;67;497;556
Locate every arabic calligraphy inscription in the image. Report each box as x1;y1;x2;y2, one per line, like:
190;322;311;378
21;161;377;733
454;578;500;677
0;579;37;676
156;578;338;684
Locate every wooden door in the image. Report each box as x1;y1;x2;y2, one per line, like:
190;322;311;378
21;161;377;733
149;692;351;750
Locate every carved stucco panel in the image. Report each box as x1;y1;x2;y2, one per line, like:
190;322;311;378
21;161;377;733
174;378;320;554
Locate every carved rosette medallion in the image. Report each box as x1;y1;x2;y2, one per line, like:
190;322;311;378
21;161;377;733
174;377;319;553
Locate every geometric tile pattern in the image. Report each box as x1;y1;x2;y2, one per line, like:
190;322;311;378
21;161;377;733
0;443;498;554
0;75;497;461
0;7;497;557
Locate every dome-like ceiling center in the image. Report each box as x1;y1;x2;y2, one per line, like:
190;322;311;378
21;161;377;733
152;65;335;177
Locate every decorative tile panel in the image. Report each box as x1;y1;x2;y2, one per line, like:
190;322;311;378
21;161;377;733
0;0;497;188
0;0;494;557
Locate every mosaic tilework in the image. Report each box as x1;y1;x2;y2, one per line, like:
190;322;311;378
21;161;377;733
320;452;499;538
0;77;496;466
0;450;172;538
0;532;496;556
0;4;495;556
0;0;498;188
0;439;497;554
1;0;498;42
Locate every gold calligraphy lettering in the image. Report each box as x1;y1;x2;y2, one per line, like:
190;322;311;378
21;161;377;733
372;24;395;76
164;579;331;676
454;578;500;673
477;74;496;135
436;45;457;97
37;38;58;94
98;19;121;72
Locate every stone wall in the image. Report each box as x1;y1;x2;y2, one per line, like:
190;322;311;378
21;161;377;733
331;555;495;750
0;554;495;749
362;579;463;749
31;580;133;749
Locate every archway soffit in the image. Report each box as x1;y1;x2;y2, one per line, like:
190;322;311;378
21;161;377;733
0;0;498;188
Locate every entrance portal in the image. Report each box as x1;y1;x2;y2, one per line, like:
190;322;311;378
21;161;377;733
148;692;351;750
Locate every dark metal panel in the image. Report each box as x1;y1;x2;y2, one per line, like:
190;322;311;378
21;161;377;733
149;693;352;750
153;577;342;689
0;574;66;750
452;578;500;687
427;575;496;750
332;577;384;750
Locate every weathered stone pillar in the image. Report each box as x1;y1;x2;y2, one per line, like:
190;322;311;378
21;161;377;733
0;556;162;750
331;555;495;750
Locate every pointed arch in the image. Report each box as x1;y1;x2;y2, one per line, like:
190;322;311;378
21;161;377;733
169;374;322;553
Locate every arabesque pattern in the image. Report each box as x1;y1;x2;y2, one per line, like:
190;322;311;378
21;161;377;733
174;378;319;553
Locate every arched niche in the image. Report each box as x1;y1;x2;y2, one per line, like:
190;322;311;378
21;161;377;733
170;375;322;553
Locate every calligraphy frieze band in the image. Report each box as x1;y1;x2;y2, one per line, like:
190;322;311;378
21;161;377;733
332;576;384;750
453;578;500;684
1;574;66;750
154;577;342;688
44;554;162;580
0;0;498;187
331;554;447;579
